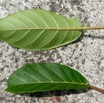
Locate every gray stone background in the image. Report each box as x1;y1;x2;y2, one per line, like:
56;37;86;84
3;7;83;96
0;0;104;103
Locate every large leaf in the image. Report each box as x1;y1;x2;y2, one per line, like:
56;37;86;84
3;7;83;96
0;9;82;50
6;63;89;93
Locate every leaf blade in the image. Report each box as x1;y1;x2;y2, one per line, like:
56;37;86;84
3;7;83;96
6;63;89;93
0;9;82;50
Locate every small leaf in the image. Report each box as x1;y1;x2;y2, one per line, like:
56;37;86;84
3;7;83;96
6;63;89;93
0;9;82;50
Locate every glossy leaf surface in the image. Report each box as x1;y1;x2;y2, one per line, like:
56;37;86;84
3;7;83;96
0;9;82;50
6;63;89;93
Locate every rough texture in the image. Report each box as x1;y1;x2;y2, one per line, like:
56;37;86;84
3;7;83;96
0;0;104;103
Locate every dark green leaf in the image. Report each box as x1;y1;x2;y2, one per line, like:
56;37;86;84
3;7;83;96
6;63;89;93
0;9;82;50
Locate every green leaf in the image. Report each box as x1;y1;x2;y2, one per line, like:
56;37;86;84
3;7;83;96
6;63;89;93
0;9;82;50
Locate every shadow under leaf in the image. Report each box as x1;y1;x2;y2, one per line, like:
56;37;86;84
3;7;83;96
20;88;89;97
84;34;104;40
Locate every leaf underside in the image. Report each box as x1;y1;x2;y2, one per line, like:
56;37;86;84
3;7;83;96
0;9;82;50
6;63;89;93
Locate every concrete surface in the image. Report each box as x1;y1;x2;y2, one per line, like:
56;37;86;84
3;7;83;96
0;0;104;103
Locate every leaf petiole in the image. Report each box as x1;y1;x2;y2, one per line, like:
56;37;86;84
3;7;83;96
68;26;104;30
89;85;104;94
72;26;104;30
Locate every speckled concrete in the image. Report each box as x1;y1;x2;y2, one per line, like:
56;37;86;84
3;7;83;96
0;0;104;103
